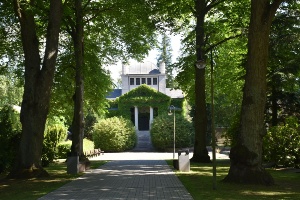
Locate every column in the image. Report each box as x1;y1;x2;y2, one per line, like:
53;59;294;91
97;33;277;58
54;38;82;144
134;106;139;131
149;107;154;129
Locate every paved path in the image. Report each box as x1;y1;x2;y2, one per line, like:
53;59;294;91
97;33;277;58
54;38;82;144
39;159;193;200
39;130;229;200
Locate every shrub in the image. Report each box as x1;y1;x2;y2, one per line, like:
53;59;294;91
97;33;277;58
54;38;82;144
150;114;194;151
0;105;21;174
56;142;71;159
263;117;300;168
92;117;136;152
56;139;95;159
222;113;240;147
42;117;67;166
84;113;97;140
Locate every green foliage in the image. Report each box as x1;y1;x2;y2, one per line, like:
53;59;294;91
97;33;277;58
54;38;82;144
84;113;98;140
106;99;121;118
156;33;175;88
118;85;171;119
42;117;67;166
266;3;300;126
150;114;194;151
263;117;300;168
0;75;23;108
56;139;95;159
0;105;21;174
222;113;240;147
56;142;71;159
92;117;136;152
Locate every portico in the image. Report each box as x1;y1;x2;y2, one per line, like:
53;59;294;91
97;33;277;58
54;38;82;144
134;106;154;131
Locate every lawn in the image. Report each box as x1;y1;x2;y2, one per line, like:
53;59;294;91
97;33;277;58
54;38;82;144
0;160;106;200
168;160;300;200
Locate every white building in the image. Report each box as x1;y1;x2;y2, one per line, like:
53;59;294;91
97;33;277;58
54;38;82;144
107;61;184;131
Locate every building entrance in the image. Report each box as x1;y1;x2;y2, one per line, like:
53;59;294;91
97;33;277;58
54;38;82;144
138;107;150;130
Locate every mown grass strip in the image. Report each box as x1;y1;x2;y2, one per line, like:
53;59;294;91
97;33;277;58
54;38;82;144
0;160;106;200
167;160;300;200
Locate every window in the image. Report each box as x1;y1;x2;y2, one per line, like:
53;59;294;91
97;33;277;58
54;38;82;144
136;78;140;85
153;78;158;85
130;78;134;85
141;78;146;84
147;78;152;85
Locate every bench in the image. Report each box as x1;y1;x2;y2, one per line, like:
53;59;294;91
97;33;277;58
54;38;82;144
84;148;104;158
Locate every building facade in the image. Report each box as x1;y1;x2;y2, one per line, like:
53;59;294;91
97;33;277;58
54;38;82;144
107;61;184;131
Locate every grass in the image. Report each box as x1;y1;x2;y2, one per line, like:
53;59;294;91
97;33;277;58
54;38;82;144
0;160;106;200
167;160;300;200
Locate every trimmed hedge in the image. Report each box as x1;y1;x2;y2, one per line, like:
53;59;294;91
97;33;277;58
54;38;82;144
92;116;136;152
150;114;194;151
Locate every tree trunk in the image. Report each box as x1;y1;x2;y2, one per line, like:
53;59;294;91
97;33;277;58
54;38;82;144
191;0;210;163
70;0;85;158
224;0;283;185
9;0;62;178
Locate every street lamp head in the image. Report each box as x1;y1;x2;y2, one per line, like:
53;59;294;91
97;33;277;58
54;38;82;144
168;105;174;115
195;60;206;69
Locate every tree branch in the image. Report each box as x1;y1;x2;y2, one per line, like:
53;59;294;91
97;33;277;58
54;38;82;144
269;0;284;18
205;0;226;14
84;6;115;24
205;33;243;53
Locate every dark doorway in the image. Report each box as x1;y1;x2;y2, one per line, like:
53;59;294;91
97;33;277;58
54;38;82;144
138;107;150;130
139;113;149;130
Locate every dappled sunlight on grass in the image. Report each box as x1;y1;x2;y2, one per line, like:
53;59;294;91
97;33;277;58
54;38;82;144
0;160;106;199
241;190;297;196
167;160;300;200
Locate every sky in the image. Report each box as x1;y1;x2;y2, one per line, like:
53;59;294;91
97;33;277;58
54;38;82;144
107;34;182;82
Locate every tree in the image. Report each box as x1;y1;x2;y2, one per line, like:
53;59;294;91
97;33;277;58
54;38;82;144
157;33;174;88
173;0;248;162
266;2;300;126
7;0;63;178
52;0;166;160
224;0;284;185
192;0;211;163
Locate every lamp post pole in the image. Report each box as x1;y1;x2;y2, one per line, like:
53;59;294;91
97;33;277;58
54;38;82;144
210;49;217;190
170;105;176;160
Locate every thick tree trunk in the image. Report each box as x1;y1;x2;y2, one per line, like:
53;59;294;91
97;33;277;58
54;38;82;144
70;0;85;158
224;0;283;185
191;0;210;163
9;0;62;178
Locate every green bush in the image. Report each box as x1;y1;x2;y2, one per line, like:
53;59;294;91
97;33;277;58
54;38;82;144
92;117;136;152
84;113;97;140
56;142;71;159
150;114;194;151
263;117;300;168
222;113;240;147
0;105;21;174
42;117;67;166
56;139;95;159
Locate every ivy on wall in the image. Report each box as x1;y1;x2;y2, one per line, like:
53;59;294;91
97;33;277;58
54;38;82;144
117;84;171;118
106;85;190;120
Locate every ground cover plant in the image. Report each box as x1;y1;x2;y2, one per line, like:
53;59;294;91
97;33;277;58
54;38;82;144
167;160;300;200
0;160;106;200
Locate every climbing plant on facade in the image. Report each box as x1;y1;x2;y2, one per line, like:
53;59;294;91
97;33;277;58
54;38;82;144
118;85;171;119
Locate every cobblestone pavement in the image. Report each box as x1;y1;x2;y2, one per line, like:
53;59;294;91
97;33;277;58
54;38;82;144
39;159;193;200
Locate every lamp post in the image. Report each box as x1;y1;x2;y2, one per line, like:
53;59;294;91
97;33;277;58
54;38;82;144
169;105;176;160
210;49;217;190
